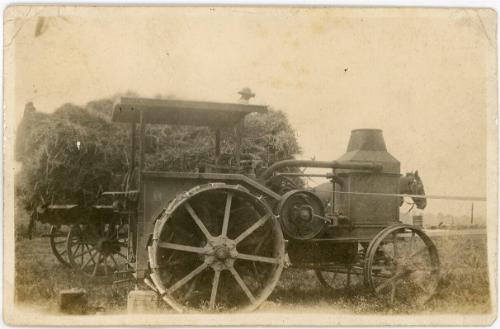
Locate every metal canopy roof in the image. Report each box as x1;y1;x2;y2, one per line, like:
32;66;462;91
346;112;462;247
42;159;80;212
112;97;267;127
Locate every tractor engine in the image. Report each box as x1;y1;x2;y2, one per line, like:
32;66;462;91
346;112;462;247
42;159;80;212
282;129;401;265
330;129;401;239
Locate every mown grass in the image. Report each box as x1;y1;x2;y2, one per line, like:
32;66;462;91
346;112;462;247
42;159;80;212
14;231;491;315
267;233;491;314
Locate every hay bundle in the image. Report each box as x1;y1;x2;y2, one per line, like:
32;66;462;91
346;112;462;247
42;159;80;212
15;97;301;212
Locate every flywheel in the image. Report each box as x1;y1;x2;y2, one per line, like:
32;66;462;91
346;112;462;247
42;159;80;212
277;189;326;240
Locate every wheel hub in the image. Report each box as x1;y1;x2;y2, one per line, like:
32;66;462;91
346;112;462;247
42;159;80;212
215;246;230;260
298;206;312;222
96;237;120;255
205;236;238;270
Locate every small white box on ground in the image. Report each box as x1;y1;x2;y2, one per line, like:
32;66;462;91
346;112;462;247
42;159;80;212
127;290;159;313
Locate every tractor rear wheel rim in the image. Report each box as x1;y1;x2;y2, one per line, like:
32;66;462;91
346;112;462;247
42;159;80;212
149;184;285;313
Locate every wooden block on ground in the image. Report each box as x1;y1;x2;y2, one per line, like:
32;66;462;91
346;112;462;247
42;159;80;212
59;288;88;314
127;290;159;313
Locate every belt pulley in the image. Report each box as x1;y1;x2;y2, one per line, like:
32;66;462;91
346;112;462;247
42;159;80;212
276;189;326;240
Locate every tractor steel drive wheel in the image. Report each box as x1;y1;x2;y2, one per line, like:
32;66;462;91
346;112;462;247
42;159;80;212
66;222;131;277
49;225;71;267
149;183;285;313
364;224;440;306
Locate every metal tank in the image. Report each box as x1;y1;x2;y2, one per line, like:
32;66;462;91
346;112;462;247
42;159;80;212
333;129;401;240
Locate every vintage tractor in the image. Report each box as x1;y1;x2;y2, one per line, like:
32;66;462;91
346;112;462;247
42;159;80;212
36;97;440;312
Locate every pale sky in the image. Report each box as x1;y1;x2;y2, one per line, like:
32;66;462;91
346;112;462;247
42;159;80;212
5;6;496;217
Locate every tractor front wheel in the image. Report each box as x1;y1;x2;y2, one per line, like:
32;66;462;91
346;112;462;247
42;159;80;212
364;224;440;306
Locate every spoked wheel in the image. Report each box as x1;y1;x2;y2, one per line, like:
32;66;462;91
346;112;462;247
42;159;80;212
364;224;440;306
49;225;70;267
149;183;285;313
66;222;131;277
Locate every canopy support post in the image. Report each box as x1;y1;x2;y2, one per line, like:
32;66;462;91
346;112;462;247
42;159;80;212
128;122;137;257
139;110;145;188
130;123;136;176
135;109;147;278
235;120;243;167
215;129;221;165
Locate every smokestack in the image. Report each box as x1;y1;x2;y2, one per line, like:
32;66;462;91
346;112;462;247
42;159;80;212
337;129;400;174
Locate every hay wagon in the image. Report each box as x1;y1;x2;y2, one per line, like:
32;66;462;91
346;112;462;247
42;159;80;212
37;97;440;312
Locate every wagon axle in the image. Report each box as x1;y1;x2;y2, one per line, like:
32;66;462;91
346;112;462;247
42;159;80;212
95;237;122;256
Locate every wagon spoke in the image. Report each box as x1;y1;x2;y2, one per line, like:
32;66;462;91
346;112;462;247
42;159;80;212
81;250;96;269
234;214;270;244
158;241;207;255
184;202;213;240
74;248;92;259
209;270;221;310
168;262;208;294
80;247;85;263
236;253;280;264
221;193;233;237
229;266;256;303
72;244;81;256
110;254;119;268
86;246;98;265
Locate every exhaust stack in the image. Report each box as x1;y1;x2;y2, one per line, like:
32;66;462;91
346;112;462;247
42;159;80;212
337;129;399;174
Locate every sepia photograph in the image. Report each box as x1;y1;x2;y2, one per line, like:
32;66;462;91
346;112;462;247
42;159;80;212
2;5;498;326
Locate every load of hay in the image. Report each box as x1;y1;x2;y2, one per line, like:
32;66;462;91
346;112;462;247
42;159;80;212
15;96;301;212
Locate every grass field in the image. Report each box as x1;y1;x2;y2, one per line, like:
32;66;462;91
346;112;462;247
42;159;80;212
14;230;491;315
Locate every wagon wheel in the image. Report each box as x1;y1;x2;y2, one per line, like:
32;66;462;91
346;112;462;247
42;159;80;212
49;225;70;267
66;222;131;277
364;224;440;306
149;183;285;313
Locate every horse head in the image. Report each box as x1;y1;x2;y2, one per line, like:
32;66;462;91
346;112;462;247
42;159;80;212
399;170;427;209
